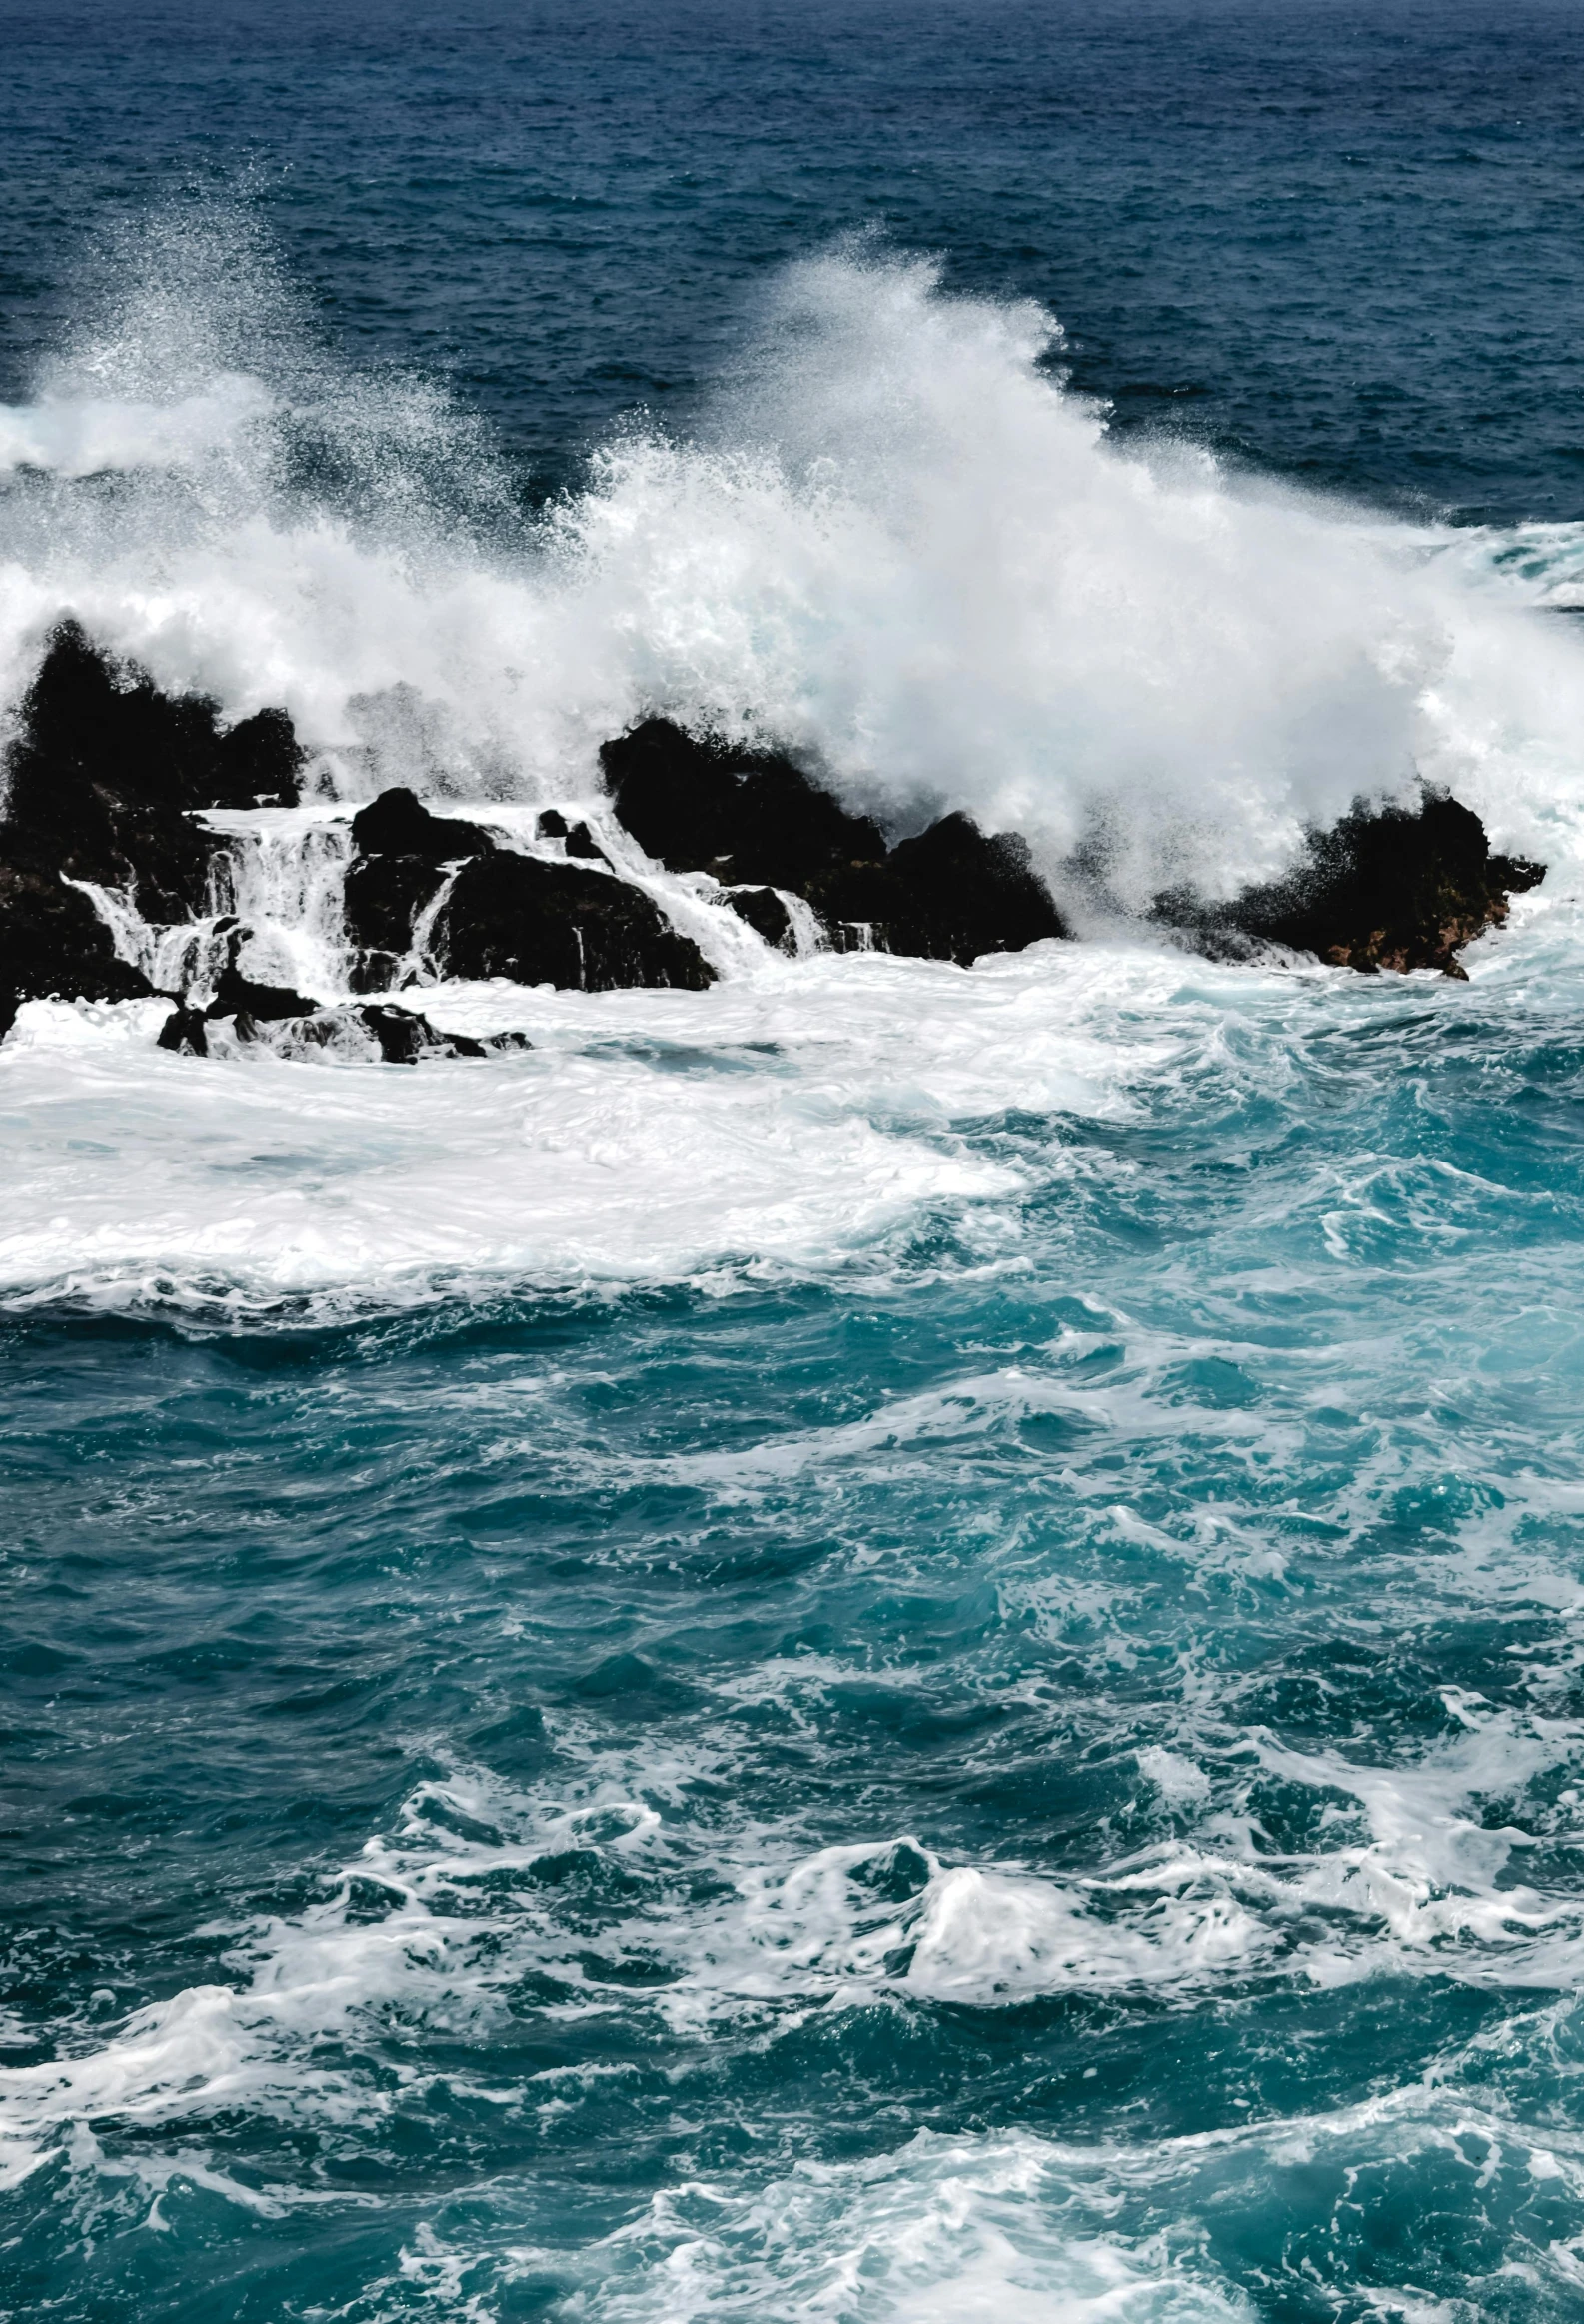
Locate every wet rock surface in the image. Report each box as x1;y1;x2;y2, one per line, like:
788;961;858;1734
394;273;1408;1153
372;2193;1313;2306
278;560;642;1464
563;820;610;864
812;811;1068;967
349;788;496;863
725;886;796;951
602;717;889;892
0;623;303;1033
286;1003;492;1064
1160;790;1546;978
602;718;1067;963
343;787;497;990
0;863;152;1039
208;960;323;1022
431;850;716;992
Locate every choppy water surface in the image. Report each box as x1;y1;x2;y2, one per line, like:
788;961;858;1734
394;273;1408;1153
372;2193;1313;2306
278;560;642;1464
8;923;1584;2320
7;2;1584;2318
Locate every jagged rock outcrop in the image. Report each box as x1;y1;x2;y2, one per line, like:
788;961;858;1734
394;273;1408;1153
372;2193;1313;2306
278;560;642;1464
2;629;1549;1058
603;719;890;891
342;787;497;991
809;812;1067;966
1158;790;1545;978
564;821;610;865
430;851;716;991
601;718;1067;964
208;959;323;1022
0;622;303;1033
343;782;714;993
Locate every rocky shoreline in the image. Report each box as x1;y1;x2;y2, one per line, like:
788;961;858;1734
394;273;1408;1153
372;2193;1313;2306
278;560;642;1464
0;624;1547;1050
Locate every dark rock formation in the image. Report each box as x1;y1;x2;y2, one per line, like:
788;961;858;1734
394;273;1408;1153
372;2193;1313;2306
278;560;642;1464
0;622;304;1034
431;851;716;992
0;862;153;1038
601;718;1066;963
156;1004;211;1056
602;718;889;890
6;621;302;919
1158;790;1545;978
343;787;498;991
208;960;323;1022
725;886;796;951
810;813;1067;967
343;786;704;995
564;820;610;865
349;788;496;862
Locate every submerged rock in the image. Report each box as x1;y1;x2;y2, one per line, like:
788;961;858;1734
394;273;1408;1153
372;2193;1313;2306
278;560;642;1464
1160;790;1546;978
208;960;323;1022
431;851;716;992
155;1004;212;1057
601;718;1067;962
159;996;525;1064
0;622;305;1034
287;1003;492;1063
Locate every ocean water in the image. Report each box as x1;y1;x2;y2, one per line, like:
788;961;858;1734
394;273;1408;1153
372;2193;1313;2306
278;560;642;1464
8;5;1584;2320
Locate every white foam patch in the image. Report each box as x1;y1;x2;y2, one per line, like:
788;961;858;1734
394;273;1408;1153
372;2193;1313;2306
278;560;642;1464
574;2130;1254;2323
0;941;1183;1313
404;2096;1584;2321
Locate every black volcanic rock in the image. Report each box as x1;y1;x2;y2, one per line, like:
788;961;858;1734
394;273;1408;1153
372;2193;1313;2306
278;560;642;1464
0;860;153;1038
206;961;323;1022
811;813;1067;966
343;787;498;990
430;851;716;991
602;718;1067;963
564;820;610;864
5;623;303;918
1160;790;1545;979
167;997;513;1063
11;621;304;826
725;886;796;951
349;788;496;863
156;1004;211;1056
0;622;305;1034
602;718;889;889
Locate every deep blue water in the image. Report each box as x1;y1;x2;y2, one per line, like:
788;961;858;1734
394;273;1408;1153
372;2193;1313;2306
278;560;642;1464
8;5;1584;2321
6;0;1584;519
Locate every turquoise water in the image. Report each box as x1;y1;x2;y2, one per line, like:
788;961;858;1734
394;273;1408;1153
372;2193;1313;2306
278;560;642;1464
7;3;1584;2317
8;939;1584;2318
